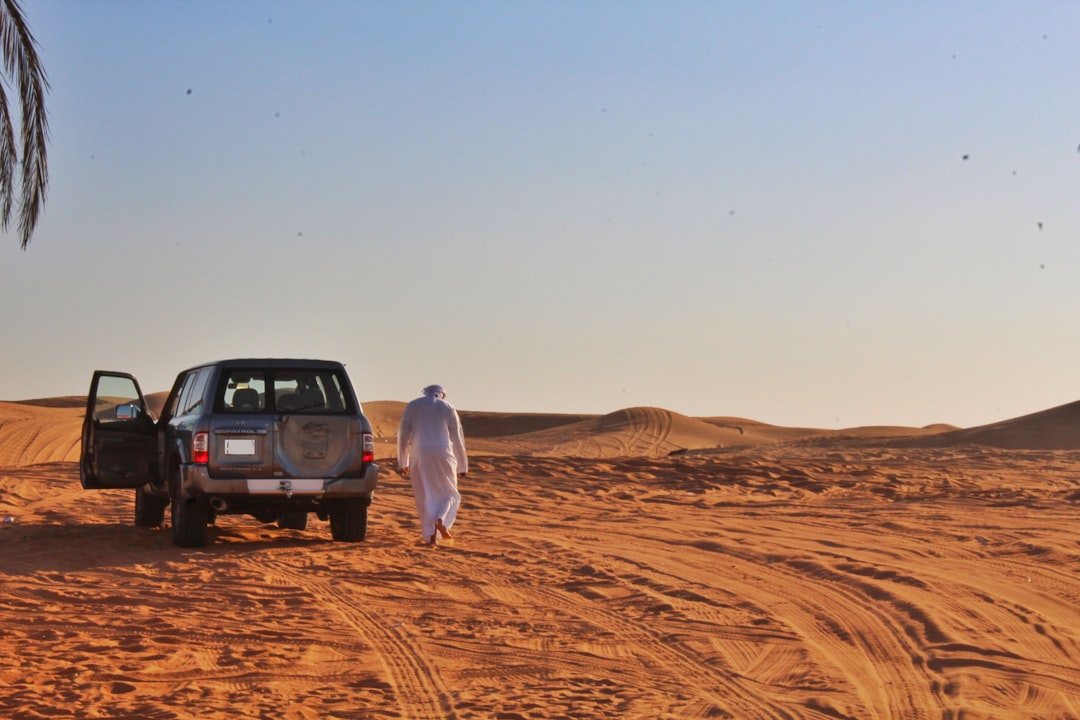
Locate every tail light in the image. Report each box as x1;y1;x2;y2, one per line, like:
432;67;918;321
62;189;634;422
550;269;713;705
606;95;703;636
193;432;209;464
362;432;374;464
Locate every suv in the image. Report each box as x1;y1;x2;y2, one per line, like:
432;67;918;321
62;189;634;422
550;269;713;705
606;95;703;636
80;359;379;547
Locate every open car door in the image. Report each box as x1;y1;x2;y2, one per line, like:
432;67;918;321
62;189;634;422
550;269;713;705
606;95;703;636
80;371;157;490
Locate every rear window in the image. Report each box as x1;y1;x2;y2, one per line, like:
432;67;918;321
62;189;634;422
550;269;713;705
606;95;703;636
272;370;350;413
217;368;352;414
220;370;267;412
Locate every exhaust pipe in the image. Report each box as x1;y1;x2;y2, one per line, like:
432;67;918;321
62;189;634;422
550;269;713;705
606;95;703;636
209;497;227;512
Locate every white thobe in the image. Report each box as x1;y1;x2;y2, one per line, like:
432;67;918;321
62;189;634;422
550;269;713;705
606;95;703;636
397;394;468;540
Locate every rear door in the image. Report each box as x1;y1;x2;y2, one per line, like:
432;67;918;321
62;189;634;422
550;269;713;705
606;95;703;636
206;368;276;479
80;371;157;489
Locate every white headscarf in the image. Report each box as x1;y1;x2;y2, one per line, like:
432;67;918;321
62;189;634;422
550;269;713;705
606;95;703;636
423;384;446;399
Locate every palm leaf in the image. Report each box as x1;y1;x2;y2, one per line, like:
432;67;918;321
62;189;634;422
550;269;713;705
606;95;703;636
0;0;47;250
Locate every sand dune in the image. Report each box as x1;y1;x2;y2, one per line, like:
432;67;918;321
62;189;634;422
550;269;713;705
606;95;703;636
0;395;971;467
1;396;1079;718
373;405;952;459
0;401;83;466
351;403;818;459
928;398;1080;450
466;406;791;457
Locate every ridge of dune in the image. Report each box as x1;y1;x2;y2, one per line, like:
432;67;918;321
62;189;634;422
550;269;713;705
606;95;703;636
460;410;596;438
922;422;961;432
367;403;768;459
466;406;801;458
10;396;87;409
922;398;1080;450
700;415;834;444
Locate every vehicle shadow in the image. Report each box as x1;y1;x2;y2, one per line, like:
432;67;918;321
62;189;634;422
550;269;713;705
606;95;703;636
0;517;390;575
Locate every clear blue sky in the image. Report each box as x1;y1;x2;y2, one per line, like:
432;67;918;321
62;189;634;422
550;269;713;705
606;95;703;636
2;0;1078;428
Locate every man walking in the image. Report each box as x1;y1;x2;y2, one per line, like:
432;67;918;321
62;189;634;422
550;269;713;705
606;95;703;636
397;384;468;545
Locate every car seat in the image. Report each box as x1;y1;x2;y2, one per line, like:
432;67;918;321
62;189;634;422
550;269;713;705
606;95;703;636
232;387;260;410
297;387;324;410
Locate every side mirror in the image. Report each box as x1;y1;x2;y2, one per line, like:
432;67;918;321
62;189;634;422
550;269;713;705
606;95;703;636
115;404;140;420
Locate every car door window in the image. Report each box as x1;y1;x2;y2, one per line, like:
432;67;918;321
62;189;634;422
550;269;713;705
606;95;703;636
93;374;144;422
183;368;212;414
173;372;197;417
172;368;212;417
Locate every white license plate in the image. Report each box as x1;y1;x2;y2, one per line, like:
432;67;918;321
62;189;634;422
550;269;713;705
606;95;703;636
224;438;256;456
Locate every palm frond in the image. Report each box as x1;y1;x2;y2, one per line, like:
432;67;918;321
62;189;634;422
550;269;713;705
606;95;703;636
0;0;47;250
0;81;15;228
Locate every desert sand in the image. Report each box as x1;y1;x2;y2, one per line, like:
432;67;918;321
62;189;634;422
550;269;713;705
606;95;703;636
1;395;1078;719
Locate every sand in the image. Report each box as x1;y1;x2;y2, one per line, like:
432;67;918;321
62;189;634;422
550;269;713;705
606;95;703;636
1;397;1078;719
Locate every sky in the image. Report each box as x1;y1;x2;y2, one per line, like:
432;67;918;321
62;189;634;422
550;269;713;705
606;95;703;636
1;0;1079;429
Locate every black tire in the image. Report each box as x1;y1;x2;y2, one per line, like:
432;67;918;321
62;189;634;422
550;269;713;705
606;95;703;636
172;497;209;547
329;500;368;542
277;511;309;531
134;485;166;528
169;463;208;547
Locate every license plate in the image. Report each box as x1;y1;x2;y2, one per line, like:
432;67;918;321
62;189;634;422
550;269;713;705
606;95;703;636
224;438;256;456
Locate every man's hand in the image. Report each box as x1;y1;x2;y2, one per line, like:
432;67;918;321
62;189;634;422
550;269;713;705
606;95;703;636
400;467;410;477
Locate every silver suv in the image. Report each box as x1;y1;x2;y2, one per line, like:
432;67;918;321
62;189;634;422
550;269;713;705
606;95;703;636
80;358;379;547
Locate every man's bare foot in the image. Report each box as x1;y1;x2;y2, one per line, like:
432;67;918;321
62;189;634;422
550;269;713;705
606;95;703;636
435;518;452;540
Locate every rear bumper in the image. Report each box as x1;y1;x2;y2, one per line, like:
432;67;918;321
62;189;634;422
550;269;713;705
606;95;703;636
178;463;379;500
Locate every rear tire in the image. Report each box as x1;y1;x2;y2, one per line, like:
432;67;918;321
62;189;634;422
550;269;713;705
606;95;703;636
172;497;209;547
329;500;368;542
134;485;167;527
278;511;309;531
169;463;208;548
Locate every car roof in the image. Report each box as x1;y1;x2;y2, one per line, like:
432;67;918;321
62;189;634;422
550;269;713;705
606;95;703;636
182;358;347;373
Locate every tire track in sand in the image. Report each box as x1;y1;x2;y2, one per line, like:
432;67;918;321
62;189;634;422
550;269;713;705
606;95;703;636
624;407;674;456
432;539;791;719
684;533;948;719
259;556;457;720
600;410;673;455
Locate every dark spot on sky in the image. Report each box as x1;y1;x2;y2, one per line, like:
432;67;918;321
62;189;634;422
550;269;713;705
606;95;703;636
961;154;969;161
186;88;192;95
